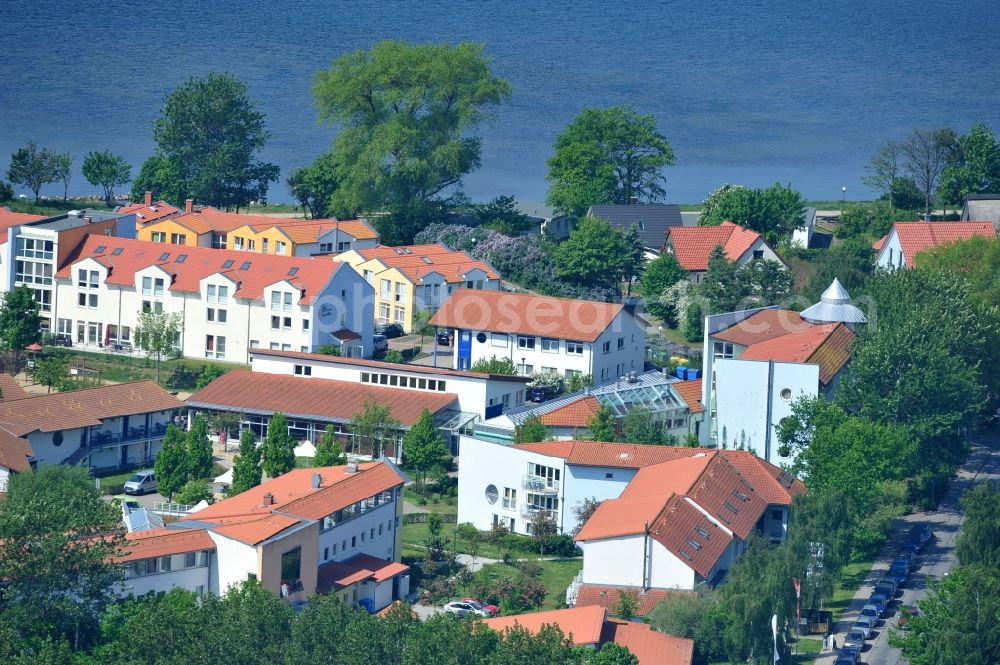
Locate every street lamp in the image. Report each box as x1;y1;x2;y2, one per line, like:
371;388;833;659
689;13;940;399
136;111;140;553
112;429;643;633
841;186;847;203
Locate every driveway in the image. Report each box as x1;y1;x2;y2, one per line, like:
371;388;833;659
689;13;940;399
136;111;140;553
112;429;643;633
816;434;1000;664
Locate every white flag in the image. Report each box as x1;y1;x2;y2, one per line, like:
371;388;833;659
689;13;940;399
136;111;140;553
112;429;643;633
771;613;780;663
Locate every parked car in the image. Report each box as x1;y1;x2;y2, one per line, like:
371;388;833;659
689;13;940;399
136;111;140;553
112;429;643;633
373;334;388;353
874;578;898;599
888;561;909;586
868;593;888;617
444;601;491;618
529;387;550;403
123;470;157;496
375;323;405;339
54;334;73;347
843;628;866;650
436;331;453;346
853;615;875;639
839;645;862;663
859;604;880;626
834;656;856;665
912;523;933;545
459;598;497;616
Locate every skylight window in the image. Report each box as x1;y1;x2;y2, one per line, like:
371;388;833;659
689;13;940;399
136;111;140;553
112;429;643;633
94;245;106;254
733;490;749;502
222;259;235;269
686;538;703;551
695;526;711;539
421;256;433;264
159;252;170;261
677;549;693;561
287;267;299;276
111;247;123;256
723;501;740;514
176;254;187;263
240;261;251;270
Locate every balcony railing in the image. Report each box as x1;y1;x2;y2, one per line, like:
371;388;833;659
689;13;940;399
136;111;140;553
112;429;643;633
520;503;556;519
522;474;559;493
87;426;167;450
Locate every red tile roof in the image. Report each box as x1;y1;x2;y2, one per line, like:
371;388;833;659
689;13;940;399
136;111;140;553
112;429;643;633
539;396;604;427
620;454;716;500
483;606;607;646
684;454;770;540
671;379;704;414
57;236;347;305
208;513;303;546
600;619;694;665
665;221;767;271
316;553;410;592
430;290;625;343
187;370;457;427
249;347;529;382
270;218;378;243
575;585;689;617
872;235;888;252
0;381;182;436
117;527;215;562
0;428;33;473
0;374;30;403
712;309;811;346
118;200;180;225
721;451;807;505
887;221;996;262
576;494;674;541
354;243;499;283
738;321;854;385
648;494;734;578
511;441;701;469
0;209;46;243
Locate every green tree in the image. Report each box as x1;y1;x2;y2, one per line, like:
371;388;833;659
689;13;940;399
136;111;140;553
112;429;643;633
589;643;639;665
514;415;548;444
0;179;13;201
82;150;132;206
649;592;726;662
476;194;532;235
0;285;42;367
317;343;341;356
287;151;340;219
313;41;511;244
956;482;1000;567
621;406;665;444
185;414;214;480
916;235;1000;308
890;565;1000;665
863;140;902;208
213;580;294;665
571;497;602;535
313;424;346;467
698;246;742;312
261;412;296;478
555;216;634;290
546;105;675;217
471;355;517;374
803;237;875;302
890;176;925;210
403;408;451;484
174;479;213;505
135;310;182;384
7;142;60;203
33;350;70;393
683;302;704;343
938;121;1000;206
585;406;617;441
349;397;401;458
901;126;957;214
130;154;183;205
53;152;72;201
424;511;448;563
384;349;405;363
194;364;225;389
456;522;483;565
701;182;805;245
611;588;640;619
0;465;124;651
835;201;901;240
230;428;263;494
152;72;279;210
154;424;189;500
640;253;687;322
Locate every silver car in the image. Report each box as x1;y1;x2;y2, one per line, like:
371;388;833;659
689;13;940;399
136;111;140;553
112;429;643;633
123;470;157;495
844;628;866;650
854;615;875;639
444;601;490;618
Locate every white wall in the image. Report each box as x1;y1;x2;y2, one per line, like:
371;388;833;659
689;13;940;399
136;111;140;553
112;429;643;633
318;500;398;565
457;435;566;534
713;359;818;465
876;229;905;269
580;535;696;591
0;466;9;492
208;531;258;594
562;465;638;533
734;237;785;268
121;556;211;597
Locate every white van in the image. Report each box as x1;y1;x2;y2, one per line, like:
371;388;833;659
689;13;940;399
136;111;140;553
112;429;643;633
123;470;157;495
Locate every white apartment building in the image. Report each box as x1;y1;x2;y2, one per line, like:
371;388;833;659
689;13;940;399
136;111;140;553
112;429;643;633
51;236;374;363
118;460;410;611
430;290;646;385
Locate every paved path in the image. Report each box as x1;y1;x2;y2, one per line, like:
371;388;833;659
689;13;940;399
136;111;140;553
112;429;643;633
816;434;1000;664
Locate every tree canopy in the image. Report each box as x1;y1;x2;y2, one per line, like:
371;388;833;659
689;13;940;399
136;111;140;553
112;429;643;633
349;398;401;458
471;355;518;375
231;428;263;494
698;248;791;313
900;126;956;214
700;182;804;246
313;40;511;244
287;151;340;219
154;425;190;500
546;105;675;217
262;412;296;478
554;216;645;291
7;142;61;203
147;72;279;209
640;252;687;323
402;408;451;483
514;416;548;444
0;285;42;362
82;150;132;205
313;425;346;468
135;310;182;384
939;121;1000;206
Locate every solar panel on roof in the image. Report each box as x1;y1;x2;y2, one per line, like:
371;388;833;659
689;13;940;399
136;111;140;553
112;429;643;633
222;259;235;269
111;247;123;256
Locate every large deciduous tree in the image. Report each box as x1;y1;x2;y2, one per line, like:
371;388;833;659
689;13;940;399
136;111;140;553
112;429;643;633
0;285;42;367
261;412;296;478
938;121;1000;206
585;406;617;442
955;482;1000;567
349;398;401;459
149;72;279;210
129;154;183;205
0;465;124;651
862;140;902;208
313;40;511;244
640;252;686;323
82;150;132;206
7;142;61;203
287;151;340;219
402;408;451;484
135;310;182;384
230;428;263;494
185;414;214;480
546;105;675;217
901;126;957;214
700;182;805;246
554;216;644;291
154;424;189;500
514;416;548;444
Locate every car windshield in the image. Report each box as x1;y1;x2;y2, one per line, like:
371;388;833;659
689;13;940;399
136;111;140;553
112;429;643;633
849;630;864;638
128;474;145;483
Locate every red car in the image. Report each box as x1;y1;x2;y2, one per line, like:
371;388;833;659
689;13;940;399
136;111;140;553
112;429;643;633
460;598;497;616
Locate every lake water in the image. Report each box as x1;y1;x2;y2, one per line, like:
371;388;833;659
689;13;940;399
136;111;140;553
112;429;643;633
1;0;998;204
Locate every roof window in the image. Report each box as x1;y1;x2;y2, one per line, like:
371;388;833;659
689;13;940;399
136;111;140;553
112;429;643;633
176;254;187;263
287;267;299;276
723;501;740;514
111;247;123;256
685;538;703;551
159;252;170;261
222;259;235;269
677;549;693;561
733;490;749;502
240;261;251;270
94;245;106;254
695;526;711;539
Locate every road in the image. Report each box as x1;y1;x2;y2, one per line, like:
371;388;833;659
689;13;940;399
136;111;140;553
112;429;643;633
817;435;1000;664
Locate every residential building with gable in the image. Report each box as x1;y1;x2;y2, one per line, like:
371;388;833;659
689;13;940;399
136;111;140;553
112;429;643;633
336;243;500;333
117;191;181;228
52;236;373;361
430;290;646;384
873;220;996;269
663;221;786;283
586;203;683;259
117;460;410;611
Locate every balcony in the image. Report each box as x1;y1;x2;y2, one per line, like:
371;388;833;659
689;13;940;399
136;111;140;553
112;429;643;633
87;425;168;450
522;474;559;493
520;503;556;519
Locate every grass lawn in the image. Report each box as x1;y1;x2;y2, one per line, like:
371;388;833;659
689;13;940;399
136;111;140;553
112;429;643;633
827;557;876;625
42;347;245;390
400;519;549;561
404;488;458;514
460;559;583;610
3;198;116;216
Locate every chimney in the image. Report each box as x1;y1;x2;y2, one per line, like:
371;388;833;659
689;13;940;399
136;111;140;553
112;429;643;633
144;191;152;207
346;458;359;474
83;216;91;225
629;196;639;205
311;473;322;489
262;491;274;506
185;199;194;214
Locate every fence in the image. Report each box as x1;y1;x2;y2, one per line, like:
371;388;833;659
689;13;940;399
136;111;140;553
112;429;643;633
153;501;196;516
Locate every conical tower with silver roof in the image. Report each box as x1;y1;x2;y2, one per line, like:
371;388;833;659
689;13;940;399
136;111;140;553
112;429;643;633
801;278;867;327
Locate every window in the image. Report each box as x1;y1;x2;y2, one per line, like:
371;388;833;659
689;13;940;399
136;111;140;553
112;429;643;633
14;260;53;285
280;546;302;588
78;293;98;308
602;341;611;354
283;317;292;331
78;269;99;289
491;333;508;347
233;237;244;251
380;279;391;300
605;472;613;479
338;240;351;252
378;303;390;323
713;341;734;359
261;239;269;254
170;233;187;245
271;315;280;330
270;291;280;310
302;319;309;332
153;278;164;296
566;341;584;355
206;335;226;359
541;338;559;352
752;249;764;259
217;285;228;304
151;231;166;243
617;337;625;349
185;552;197;568
772;510;783;520
142;276;152;295
57;318;72;335
207;308;227;323
502;487;517;510
283;292;292;311
780;388;792;401
517;363;533;375
394;306;405;324
517;336;535;350
206;285;217;302
395;282;405;302
319;242;333;253
363;269;374;284
275;241;287;255
294;364;312;376
16;237;54;259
